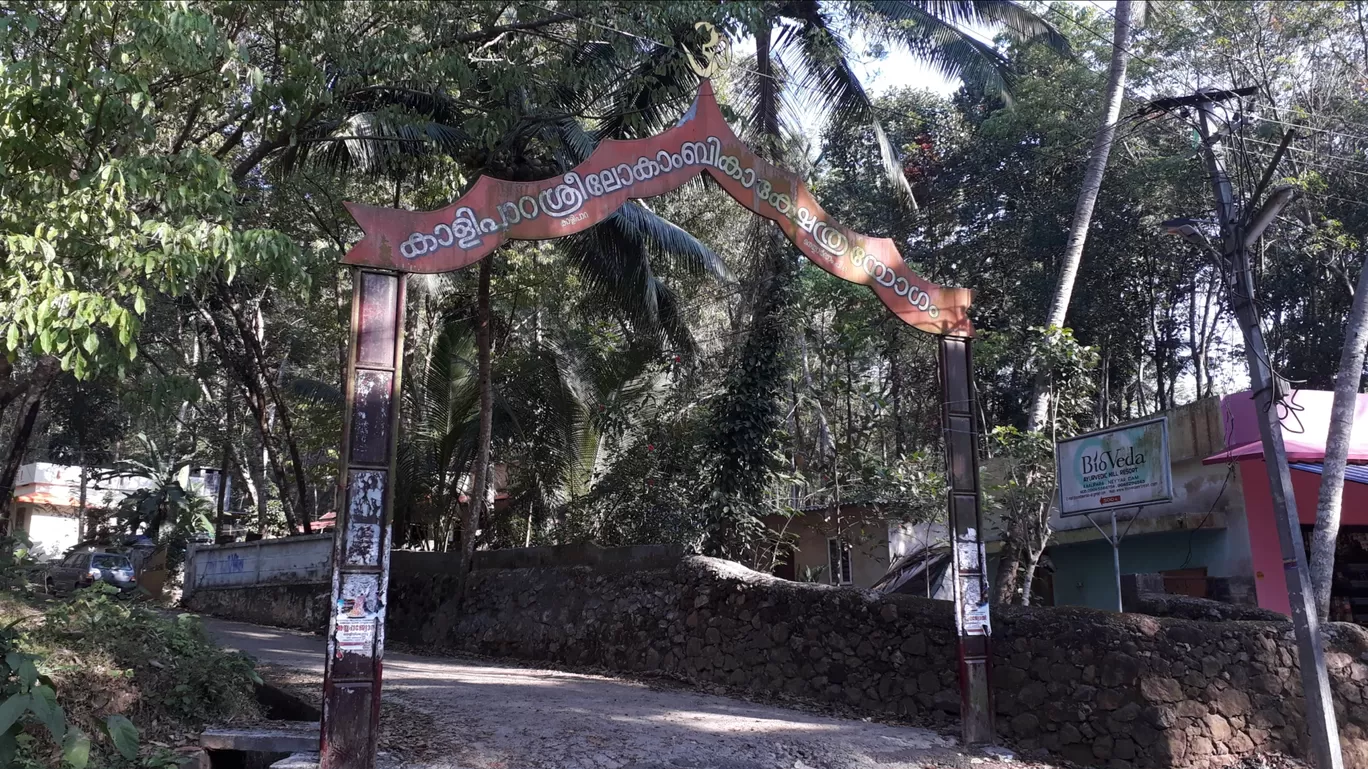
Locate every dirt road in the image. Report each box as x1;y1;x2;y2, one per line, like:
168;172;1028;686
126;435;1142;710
203;616;1021;769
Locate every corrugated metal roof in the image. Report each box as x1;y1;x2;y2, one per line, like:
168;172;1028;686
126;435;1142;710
1289;462;1368;486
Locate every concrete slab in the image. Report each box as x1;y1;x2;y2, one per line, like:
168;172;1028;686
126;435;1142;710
269;752;319;769
200;722;319;753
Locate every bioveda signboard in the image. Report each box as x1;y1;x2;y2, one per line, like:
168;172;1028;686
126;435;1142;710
1056;417;1172;517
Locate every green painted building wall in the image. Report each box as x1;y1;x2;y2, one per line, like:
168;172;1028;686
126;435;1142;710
1049;528;1228;610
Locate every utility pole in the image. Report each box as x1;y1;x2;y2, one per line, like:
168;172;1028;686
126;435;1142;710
1187;87;1343;769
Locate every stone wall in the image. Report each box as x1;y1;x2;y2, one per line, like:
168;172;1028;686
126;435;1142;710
186;543;1368;768
390;554;1368;769
184;581;331;632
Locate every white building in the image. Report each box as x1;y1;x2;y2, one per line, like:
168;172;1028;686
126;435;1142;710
6;463;224;561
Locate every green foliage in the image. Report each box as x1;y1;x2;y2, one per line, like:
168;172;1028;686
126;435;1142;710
1024;325;1100;432
38;586;261;729
0;615;92;768
702;244;801;558
0;585;258;767
14;0;1368;593
986;426;1056;517
102;715;137;761
102;435;212;565
0;3;302;378
560;415;712;548
0;534;37;593
830;450;946;524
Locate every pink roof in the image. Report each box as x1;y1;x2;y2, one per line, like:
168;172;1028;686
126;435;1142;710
1202;389;1368;464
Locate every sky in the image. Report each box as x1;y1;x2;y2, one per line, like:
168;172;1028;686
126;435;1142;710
849;0;1117;98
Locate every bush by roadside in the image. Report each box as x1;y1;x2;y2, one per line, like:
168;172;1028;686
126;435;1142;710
1;583;262;768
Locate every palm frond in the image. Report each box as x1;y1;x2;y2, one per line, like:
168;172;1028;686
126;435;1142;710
734;26;804;154
548;118;729;283
868;1;1068;51
852;1;1069;100
780;2;918;209
560;203;724;357
286;376;343;407
613;201;732;283
553;28;703;142
281;85;471;176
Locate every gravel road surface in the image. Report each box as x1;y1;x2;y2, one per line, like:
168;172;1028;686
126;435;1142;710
202;616;1039;769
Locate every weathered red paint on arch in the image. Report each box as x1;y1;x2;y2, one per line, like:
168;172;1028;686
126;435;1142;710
342;80;974;337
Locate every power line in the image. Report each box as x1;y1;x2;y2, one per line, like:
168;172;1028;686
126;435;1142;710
1243;138;1368;183
1249;115;1368;149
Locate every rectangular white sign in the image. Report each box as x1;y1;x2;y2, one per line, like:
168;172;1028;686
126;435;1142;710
1056;417;1172;517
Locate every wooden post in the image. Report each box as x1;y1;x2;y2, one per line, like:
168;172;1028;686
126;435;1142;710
321;269;406;769
938;336;994;746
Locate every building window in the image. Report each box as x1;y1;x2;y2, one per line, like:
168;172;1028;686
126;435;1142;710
827;538;852;585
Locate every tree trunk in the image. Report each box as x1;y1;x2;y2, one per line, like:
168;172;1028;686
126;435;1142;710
1026;0;1136;432
890;340;905;456
993;541;1021;605
1310;255;1368;619
0;359;22;421
1019;540;1046;607
0;357;60;520
456;256;495;602
246;442;269;537
77;449;88;543
216;394;233;541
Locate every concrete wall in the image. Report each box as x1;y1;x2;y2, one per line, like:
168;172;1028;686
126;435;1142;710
184;534;333;593
19;509;80;561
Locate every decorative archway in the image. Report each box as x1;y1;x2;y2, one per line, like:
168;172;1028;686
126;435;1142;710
321;78;992;769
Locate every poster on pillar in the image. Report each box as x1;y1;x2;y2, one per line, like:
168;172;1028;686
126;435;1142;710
1056;417;1172;517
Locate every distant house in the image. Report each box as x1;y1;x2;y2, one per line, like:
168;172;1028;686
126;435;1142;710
766;505;947;590
6;462;224;560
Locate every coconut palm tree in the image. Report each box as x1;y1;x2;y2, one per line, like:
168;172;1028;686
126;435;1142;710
691;1;1068;554
396;310;672;551
1025;0;1140;433
1006;0;1138;605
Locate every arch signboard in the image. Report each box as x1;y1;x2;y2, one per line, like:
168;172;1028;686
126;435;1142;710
322;78;992;768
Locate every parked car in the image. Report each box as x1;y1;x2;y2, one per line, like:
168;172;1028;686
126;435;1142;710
45;550;137;595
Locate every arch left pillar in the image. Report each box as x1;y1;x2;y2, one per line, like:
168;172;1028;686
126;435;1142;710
322;268;406;769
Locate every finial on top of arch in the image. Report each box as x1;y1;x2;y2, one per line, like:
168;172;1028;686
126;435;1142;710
685;22;726;79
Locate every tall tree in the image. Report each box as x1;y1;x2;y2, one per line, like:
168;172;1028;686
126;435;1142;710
1025;0;1139;433
1311;257;1368;620
457;258;494;597
703;0;1066;554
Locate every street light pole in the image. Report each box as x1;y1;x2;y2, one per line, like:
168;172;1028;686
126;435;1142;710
1193;89;1343;769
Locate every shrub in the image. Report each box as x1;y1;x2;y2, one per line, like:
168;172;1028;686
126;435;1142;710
1;585;261;767
39;586;262;727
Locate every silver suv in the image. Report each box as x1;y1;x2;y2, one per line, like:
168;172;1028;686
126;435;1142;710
45;551;137;594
